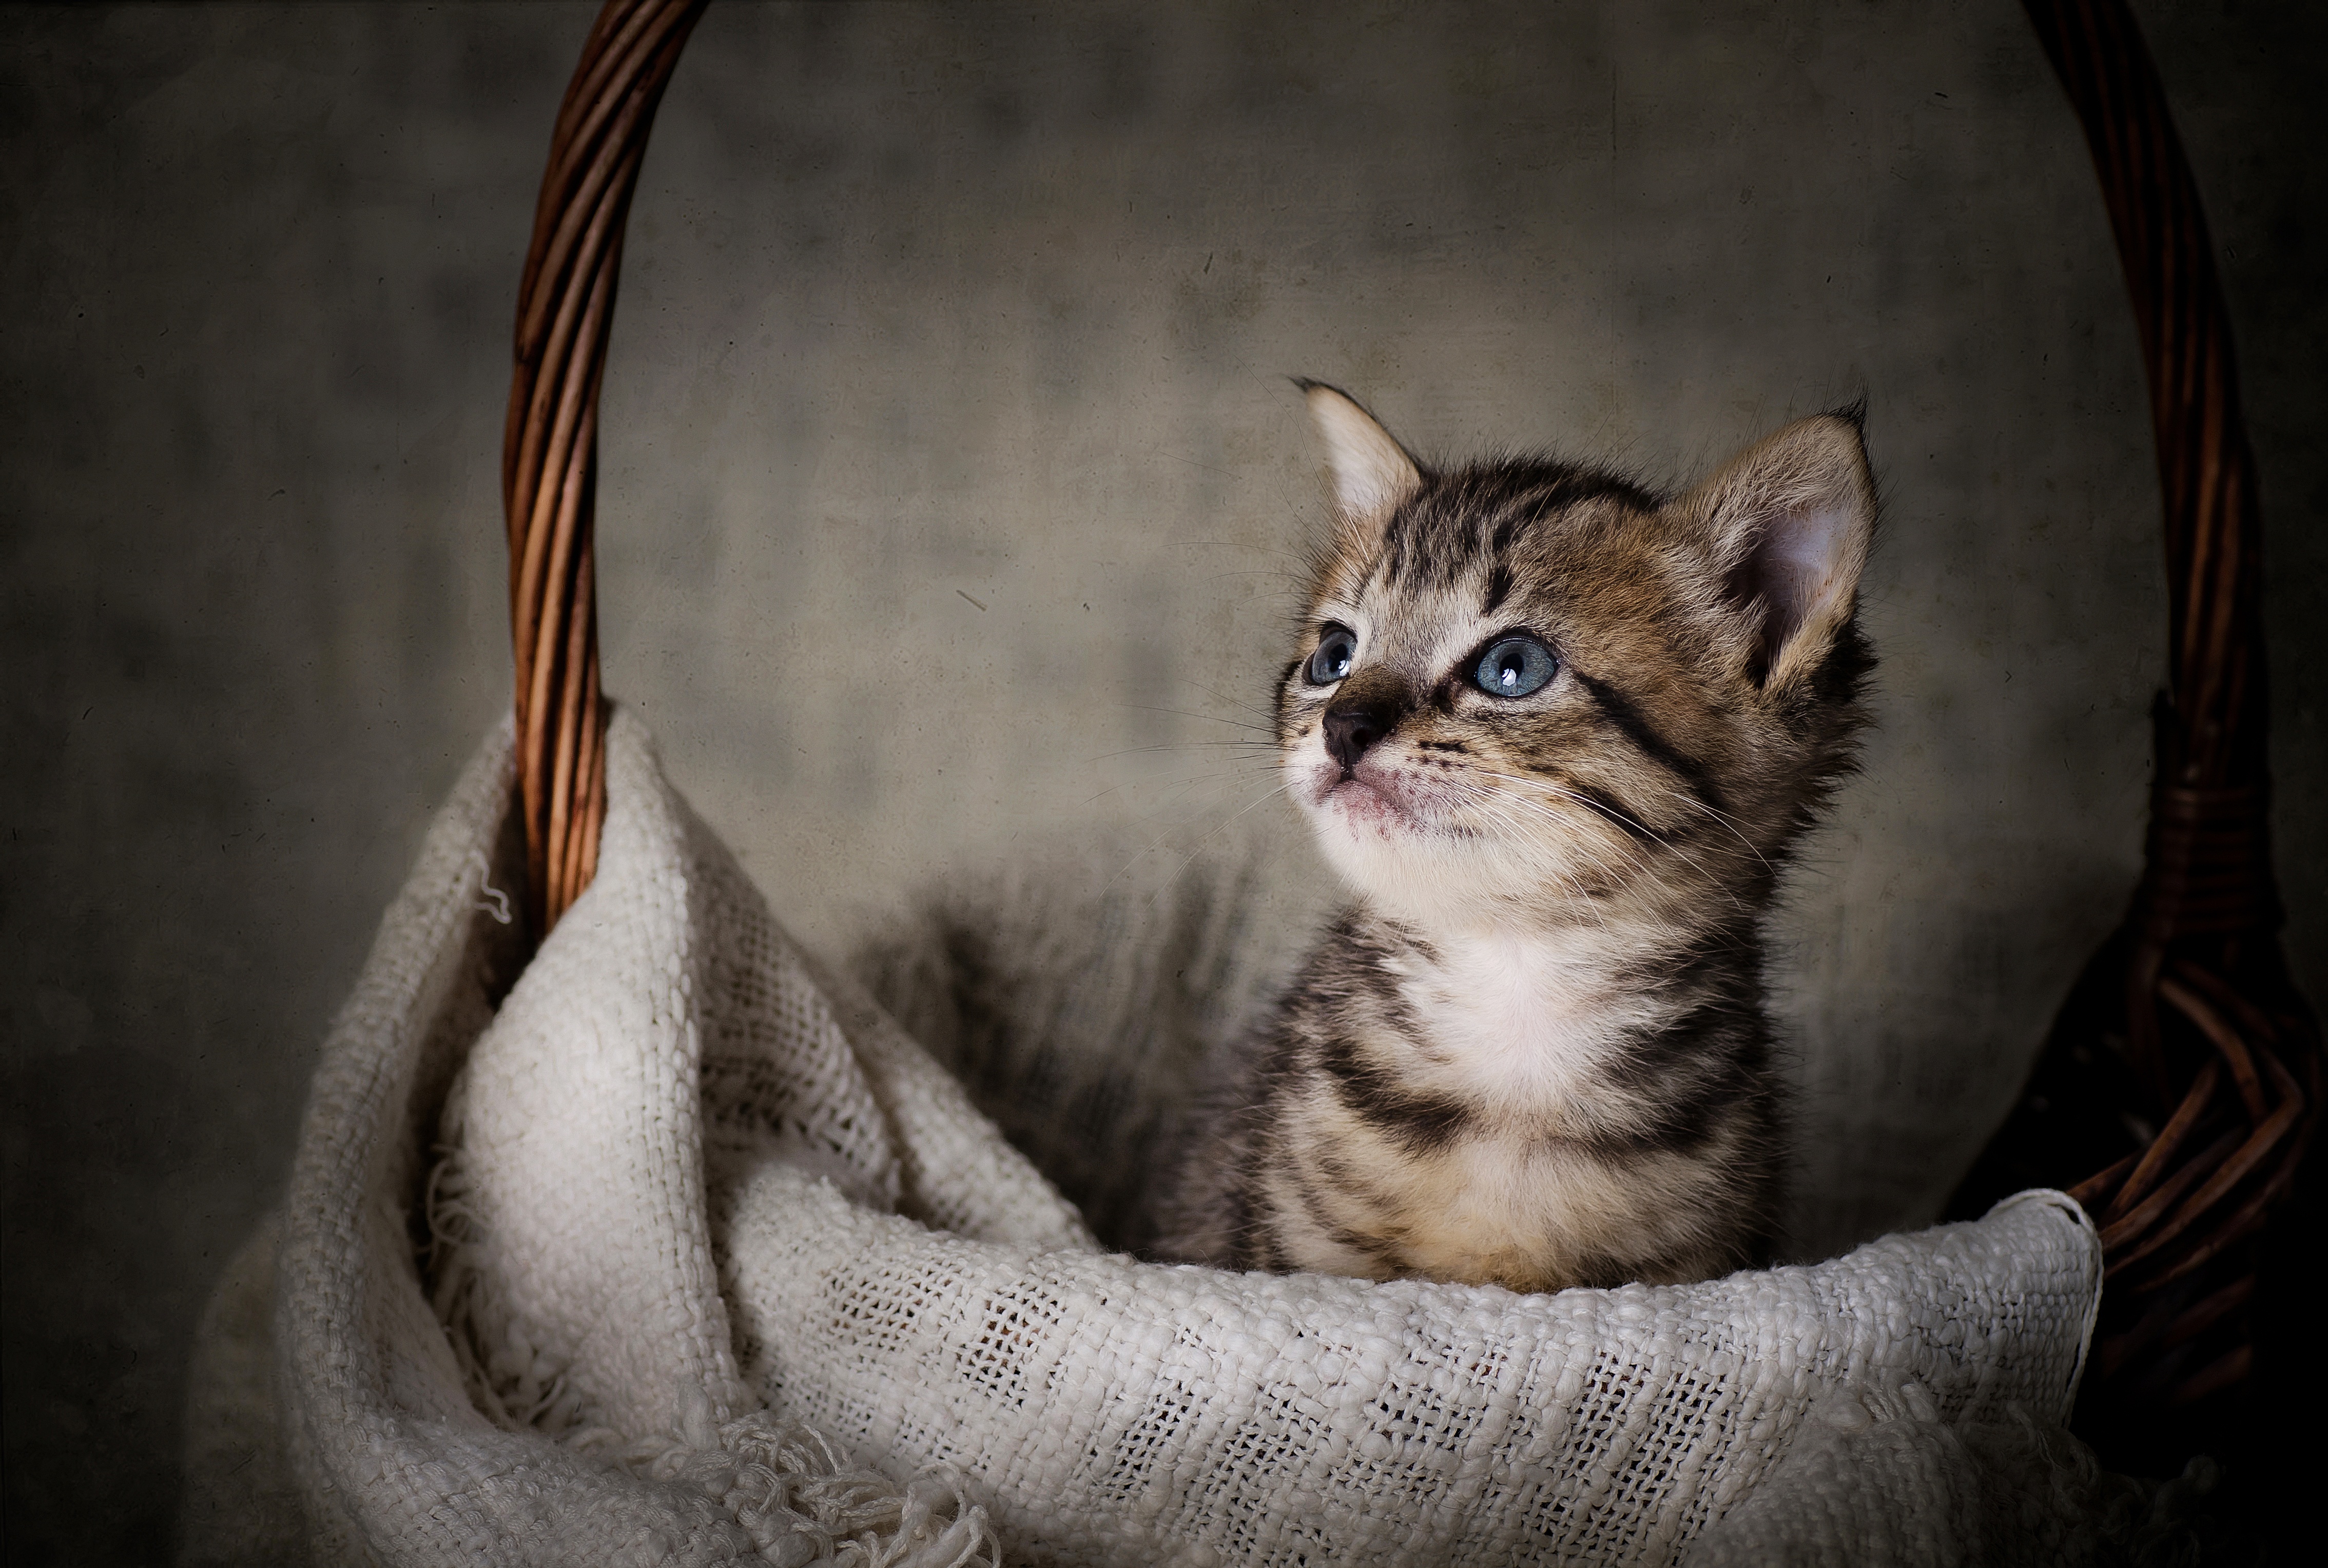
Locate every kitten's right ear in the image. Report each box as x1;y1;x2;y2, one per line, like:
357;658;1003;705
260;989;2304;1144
1298;380;1422;533
1678;413;1875;692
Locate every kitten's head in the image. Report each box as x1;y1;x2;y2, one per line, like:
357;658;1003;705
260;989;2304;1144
1278;382;1874;935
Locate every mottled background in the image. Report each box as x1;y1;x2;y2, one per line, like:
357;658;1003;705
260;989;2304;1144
4;1;2320;1559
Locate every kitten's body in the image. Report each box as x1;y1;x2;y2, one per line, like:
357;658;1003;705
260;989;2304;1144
1158;387;1875;1292
1169;910;1783;1290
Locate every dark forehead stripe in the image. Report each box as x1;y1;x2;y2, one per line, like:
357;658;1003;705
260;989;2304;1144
1481;559;1515;618
1374;458;1660;595
1380;505;1413;586
1571;669;1725;813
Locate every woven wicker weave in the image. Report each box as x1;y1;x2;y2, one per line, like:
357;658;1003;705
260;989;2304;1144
502;0;2316;1456
1945;0;2320;1458
502;0;705;934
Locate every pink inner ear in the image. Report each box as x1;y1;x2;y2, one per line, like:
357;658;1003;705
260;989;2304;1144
1728;501;1845;670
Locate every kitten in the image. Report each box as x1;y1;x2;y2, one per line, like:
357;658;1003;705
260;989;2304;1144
1156;383;1875;1292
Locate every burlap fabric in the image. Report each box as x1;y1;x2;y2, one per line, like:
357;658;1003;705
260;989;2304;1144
180;713;2113;1565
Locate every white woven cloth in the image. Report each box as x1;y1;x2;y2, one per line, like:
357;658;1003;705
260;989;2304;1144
195;713;2113;1565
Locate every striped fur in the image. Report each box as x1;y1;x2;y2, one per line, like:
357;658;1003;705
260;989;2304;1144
1157;385;1876;1291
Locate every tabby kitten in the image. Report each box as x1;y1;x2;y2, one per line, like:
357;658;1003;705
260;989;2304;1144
1159;383;1875;1292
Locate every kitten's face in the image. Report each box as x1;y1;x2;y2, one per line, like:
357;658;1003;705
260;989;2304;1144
1279;387;1873;935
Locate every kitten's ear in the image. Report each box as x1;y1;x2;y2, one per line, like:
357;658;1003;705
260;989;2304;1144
1679;413;1874;690
1299;380;1422;528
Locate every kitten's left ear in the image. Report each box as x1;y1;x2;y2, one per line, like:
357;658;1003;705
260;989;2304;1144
1677;413;1874;690
1298;380;1423;527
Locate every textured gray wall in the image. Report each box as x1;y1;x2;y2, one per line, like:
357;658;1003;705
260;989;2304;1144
4;2;2320;1558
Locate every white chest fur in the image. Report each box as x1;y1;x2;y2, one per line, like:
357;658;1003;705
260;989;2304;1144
1393;925;1685;1110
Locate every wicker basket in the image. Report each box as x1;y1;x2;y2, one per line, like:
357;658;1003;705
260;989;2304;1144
501;0;2317;1473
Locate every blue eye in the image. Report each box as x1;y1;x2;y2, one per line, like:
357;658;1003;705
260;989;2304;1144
1474;635;1557;698
1306;624;1356;685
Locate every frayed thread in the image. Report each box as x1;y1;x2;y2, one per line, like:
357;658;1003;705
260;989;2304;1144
575;1388;999;1568
423;1102;992;1564
423;1144;587;1435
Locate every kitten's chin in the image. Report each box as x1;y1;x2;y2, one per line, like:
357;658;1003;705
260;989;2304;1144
1304;775;1471;922
1312;825;1487;930
1314;774;1415;834
1298;760;1524;925
1304;780;1632;931
1304;767;1454;873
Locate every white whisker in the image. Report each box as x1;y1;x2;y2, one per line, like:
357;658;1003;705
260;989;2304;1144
1121;702;1276;735
1183;680;1285;729
1469;770;1748;915
1098;773;1295;905
1462;796;1618;935
1657;785;1773;873
1084;740;1282;765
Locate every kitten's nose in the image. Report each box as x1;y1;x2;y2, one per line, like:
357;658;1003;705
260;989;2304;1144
1323;695;1399;771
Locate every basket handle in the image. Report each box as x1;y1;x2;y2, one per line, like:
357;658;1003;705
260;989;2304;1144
2013;0;2317;1420
503;0;707;933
